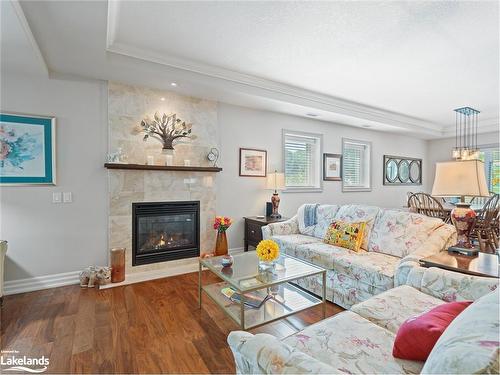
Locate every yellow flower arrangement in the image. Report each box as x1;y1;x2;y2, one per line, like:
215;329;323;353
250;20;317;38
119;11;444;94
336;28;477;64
256;239;280;262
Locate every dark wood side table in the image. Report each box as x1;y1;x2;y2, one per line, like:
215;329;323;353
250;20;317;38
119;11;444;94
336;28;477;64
243;216;288;251
420;251;499;278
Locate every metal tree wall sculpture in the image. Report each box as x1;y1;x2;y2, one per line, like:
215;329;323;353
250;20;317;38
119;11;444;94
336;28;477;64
140;112;193;150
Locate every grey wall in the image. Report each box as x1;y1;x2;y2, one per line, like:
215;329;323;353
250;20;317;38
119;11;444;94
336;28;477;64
1;74;431;283
216;103;429;248
0;73;108;281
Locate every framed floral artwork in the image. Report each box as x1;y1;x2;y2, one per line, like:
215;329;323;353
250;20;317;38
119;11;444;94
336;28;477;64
239;148;267;177
0;113;56;185
323;153;342;181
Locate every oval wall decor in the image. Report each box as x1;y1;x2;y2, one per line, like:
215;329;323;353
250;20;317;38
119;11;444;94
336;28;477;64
383;155;422;185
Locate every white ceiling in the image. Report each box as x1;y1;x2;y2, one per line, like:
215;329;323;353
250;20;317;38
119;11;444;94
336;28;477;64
0;0;47;77
2;0;499;139
111;1;499;126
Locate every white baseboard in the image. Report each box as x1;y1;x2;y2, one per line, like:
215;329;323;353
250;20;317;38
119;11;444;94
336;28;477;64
3;247;247;295
100;257;199;289
100;247;246;289
3;270;80;295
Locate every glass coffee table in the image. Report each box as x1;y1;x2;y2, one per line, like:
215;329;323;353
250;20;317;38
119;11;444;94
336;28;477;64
199;252;326;330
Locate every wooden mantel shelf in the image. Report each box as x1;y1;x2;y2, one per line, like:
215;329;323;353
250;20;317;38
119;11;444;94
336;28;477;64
104;163;223;172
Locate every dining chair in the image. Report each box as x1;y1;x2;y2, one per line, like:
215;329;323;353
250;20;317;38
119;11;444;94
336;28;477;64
408;193;450;223
407;192;419;213
470;194;499;253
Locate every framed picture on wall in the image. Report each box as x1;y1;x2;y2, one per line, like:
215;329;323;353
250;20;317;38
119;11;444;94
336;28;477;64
323;153;342;181
239;148;267;177
0;112;56;185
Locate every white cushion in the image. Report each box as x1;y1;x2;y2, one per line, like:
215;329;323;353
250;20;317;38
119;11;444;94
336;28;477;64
312;204;341;238
422;288;500;374
283;311;424;374
351;285;444;333
334;204;380;250
368;209;444;258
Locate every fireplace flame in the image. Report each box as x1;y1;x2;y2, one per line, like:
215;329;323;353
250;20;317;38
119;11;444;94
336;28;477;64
158;234;166;247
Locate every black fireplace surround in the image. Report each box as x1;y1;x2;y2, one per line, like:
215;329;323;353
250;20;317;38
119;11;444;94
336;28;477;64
132;201;200;266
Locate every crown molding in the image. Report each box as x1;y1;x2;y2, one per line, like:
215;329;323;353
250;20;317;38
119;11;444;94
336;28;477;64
108;41;445;137
106;0;120;49
9;0;49;77
105;3;444;138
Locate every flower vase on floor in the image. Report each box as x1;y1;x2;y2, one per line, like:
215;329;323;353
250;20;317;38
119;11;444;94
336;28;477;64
213;216;232;256
215;231;228;256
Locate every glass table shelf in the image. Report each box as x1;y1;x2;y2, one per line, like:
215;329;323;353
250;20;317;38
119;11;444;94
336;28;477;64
202;281;322;330
198;252;327;329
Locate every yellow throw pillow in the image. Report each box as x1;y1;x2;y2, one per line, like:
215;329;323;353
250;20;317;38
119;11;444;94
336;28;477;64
324;220;367;252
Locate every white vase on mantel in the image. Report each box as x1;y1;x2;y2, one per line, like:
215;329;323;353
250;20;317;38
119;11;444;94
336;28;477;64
161;149;174;166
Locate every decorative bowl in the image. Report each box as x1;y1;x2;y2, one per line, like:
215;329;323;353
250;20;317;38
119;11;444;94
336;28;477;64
221;254;234;268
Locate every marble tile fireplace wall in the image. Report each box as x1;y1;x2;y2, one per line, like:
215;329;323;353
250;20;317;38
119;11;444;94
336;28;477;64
108;82;218;275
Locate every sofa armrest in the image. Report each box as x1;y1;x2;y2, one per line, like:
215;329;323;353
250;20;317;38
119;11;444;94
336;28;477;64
227;331;335;374
395;223;457;287
262;216;299;239
410;266;498;302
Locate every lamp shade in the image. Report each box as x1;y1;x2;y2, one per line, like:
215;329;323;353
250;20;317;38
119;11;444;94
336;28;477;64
431;160;489;197
266;171;285;191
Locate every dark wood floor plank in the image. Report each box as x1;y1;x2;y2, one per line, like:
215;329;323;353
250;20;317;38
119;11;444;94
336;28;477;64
1;271;342;373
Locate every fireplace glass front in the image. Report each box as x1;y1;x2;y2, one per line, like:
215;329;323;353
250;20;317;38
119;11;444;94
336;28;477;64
132;201;200;266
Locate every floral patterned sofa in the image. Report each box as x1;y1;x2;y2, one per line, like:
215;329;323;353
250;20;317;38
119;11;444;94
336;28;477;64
228;267;499;374
262;204;457;308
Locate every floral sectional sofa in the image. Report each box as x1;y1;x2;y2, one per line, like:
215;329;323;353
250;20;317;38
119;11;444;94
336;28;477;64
228;268;499;374
262;204;457;308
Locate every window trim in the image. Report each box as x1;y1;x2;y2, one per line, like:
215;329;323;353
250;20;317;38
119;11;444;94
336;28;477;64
282;129;323;193
342;137;372;192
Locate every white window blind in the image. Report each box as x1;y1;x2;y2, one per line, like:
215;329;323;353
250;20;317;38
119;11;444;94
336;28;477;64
283;131;322;190
342;139;371;191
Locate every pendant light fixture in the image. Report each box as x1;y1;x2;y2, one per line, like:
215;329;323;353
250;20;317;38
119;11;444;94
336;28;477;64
452;107;480;160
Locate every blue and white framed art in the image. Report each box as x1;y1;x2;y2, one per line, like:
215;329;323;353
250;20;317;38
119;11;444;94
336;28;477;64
0;113;56;185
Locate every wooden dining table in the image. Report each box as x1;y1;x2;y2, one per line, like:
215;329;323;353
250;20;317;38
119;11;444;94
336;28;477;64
441;203;484;213
401;203;483;223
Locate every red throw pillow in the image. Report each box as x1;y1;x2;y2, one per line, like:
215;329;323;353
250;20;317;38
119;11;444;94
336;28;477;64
393;301;472;361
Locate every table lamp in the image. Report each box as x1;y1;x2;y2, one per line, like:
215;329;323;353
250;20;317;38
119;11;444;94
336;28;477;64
431;160;489;251
266;170;285;218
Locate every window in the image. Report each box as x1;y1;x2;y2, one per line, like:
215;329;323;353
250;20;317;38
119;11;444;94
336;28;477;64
342;138;371;191
458;146;499;205
283;130;322;191
480;147;500;194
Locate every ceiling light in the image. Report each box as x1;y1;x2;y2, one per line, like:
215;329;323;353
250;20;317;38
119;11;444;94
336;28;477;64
452;107;480;160
306;113;318;117
160;97;165;101
170;82;178;87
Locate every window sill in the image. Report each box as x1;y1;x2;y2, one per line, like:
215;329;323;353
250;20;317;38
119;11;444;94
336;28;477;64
342;186;372;192
283;187;323;193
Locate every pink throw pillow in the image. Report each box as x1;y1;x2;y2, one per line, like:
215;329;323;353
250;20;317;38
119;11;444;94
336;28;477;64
393;301;472;361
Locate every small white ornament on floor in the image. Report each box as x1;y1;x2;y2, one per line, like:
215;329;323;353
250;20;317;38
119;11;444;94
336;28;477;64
79;266;111;288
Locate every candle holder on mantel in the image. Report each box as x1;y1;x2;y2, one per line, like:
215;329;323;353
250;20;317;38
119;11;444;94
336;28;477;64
110;247;125;283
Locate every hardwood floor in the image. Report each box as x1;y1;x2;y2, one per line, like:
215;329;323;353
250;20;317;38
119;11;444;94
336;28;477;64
1;271;343;374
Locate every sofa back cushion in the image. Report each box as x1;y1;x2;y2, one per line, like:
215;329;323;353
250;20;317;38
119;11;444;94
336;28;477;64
333;204;380;250
368;209;444;258
313;204;340;238
421;288;499;374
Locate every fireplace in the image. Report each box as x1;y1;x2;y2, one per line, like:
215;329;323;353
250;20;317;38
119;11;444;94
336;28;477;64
132;201;200;266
